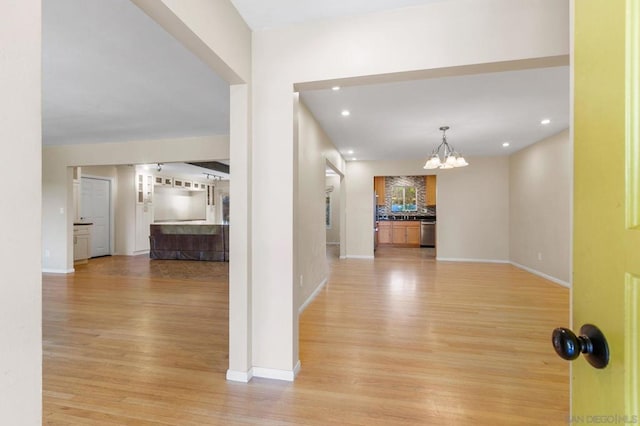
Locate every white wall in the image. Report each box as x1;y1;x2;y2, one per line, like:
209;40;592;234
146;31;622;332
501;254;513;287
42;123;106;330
81;165;118;180
509;130;571;284
42;135;229;272
252;0;569;375
154;187;207;221
296;101;345;310
0;1;42;423
437;157;510;262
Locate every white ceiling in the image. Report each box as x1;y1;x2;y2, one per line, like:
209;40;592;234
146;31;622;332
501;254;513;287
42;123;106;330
42;0;229;145
42;0;569;166
300;66;569;160
229;0;447;30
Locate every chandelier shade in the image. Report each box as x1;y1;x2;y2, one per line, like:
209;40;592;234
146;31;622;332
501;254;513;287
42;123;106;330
423;126;469;170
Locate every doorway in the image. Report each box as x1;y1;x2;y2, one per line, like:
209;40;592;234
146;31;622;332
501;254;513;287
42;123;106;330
80;177;111;257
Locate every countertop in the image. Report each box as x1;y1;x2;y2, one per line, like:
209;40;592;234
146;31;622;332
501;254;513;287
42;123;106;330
378;215;436;222
153;221;225;225
150;223;227;236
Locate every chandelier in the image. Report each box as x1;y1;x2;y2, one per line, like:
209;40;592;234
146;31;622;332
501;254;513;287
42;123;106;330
423;126;469;169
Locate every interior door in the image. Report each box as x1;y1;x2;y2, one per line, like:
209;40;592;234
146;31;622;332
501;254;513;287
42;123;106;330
80;177;111;257
572;0;639;419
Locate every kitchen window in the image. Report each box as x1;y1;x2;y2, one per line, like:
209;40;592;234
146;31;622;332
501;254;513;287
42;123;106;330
391;186;417;212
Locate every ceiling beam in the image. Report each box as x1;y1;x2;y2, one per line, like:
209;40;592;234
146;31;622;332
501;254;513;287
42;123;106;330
188;161;230;174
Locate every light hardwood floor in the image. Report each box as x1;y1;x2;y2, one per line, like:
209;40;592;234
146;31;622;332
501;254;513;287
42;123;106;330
43;247;569;425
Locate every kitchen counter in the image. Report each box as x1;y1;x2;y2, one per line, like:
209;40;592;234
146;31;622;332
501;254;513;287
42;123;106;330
149;224;228;261
379;215;436;222
153;220;212;225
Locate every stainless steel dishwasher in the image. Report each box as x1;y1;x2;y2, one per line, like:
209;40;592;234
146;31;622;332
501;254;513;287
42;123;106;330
420;221;436;247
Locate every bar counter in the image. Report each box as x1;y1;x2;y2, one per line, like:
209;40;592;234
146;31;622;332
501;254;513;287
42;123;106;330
149;223;228;261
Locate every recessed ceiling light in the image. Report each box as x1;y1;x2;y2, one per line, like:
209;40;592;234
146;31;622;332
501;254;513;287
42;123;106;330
341;110;350;117
351;157;357;161
332;86;340;91
502;142;510;148
541;119;551;125
347;150;354;154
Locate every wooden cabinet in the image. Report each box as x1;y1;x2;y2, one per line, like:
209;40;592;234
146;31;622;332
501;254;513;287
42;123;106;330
406;223;421;245
374;176;386;205
155;175;208;190
392;226;407;244
378;221;420;247
378;222;392;244
73;225;91;264
425;175;437;206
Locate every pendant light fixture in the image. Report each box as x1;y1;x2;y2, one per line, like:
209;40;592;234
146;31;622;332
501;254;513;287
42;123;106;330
423;126;469;169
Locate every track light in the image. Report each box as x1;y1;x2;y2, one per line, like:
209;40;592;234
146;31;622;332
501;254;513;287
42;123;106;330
202;172;222;181
157;163;162;172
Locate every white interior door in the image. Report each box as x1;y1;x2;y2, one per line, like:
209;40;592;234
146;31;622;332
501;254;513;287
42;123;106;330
80;177;110;257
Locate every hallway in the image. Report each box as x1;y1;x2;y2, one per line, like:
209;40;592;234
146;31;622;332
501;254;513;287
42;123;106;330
43;252;569;424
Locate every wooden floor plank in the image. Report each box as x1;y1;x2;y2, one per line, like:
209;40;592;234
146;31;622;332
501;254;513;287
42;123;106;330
43;248;569;425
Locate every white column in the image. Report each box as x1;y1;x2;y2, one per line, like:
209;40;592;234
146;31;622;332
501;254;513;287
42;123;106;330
0;0;42;423
250;79;299;379
227;84;253;381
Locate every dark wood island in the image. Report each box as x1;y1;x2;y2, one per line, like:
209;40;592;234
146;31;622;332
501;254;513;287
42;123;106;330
149;224;229;261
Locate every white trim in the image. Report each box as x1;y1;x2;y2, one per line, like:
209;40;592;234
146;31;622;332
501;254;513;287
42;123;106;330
346;255;374;260
133;250;150;256
252;360;301;382
299;278;328;314
510;261;571;288
226;368;253;383
339;255;347;259
436;257;509;264
42;268;75;274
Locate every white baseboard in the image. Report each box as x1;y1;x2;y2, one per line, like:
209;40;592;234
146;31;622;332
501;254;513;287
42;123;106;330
226;368;253;383
42;268;74;274
253;361;301;382
339;255;347;259
299;278;328;314
133;250;150;256
436;257;509;264
510;261;571;288
346;255;374;260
